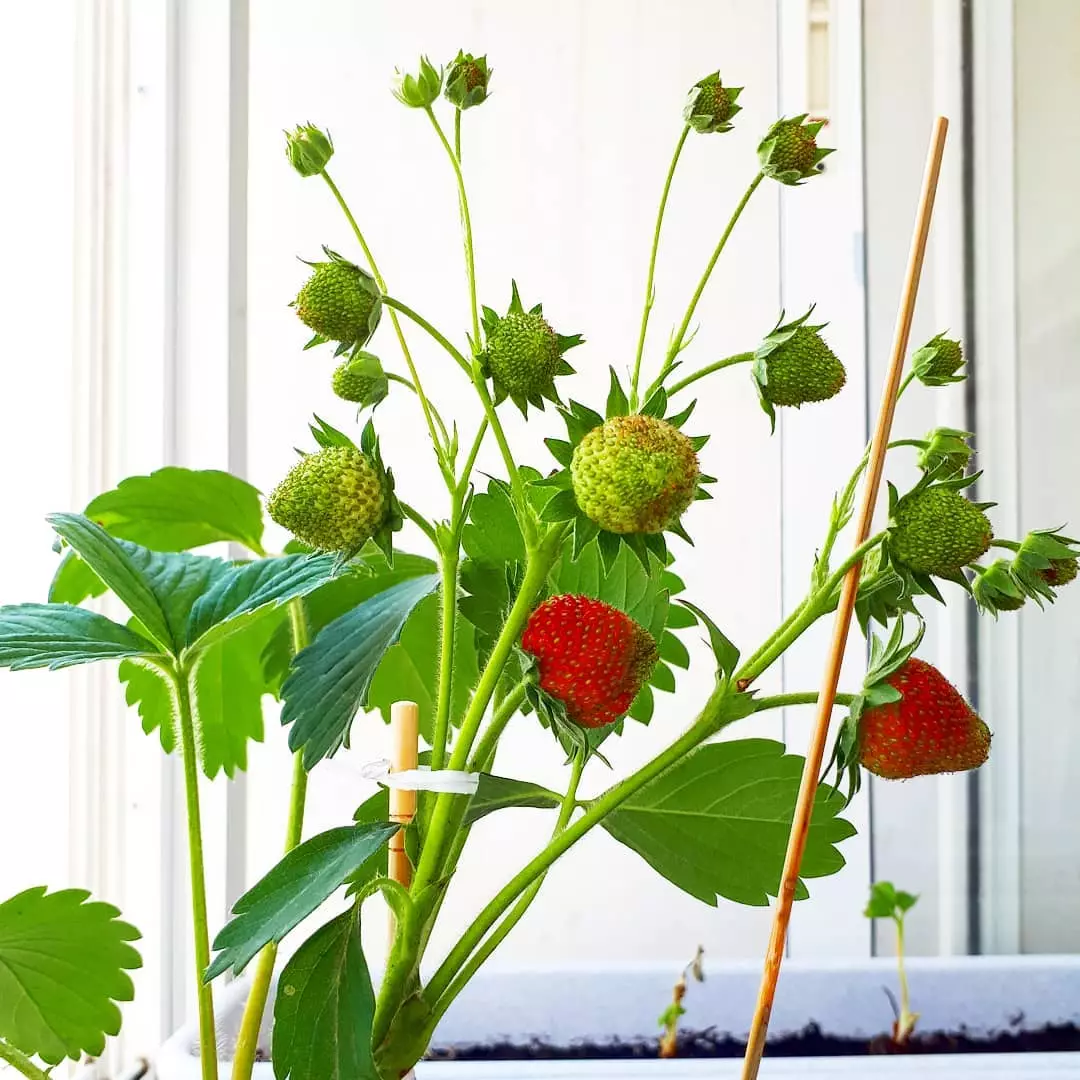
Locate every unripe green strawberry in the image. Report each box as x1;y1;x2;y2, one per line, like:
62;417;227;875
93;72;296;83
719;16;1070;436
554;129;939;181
972;559;1027;615
445;51;491;109
486;312;561;397
758;115;832;184
294;250;382;348
889;487;992;576
332;352;389;407
267;446;387;554
522;594;658;728
912;333;965;386
1041;557;1078;588
858;657;991;779
571;415;700;535
754;325;846;408
684;72;742;134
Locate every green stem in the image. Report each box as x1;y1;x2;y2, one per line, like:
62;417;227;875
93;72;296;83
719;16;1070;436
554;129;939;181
897;371;917;399
754;691;856;712
666;352;754;396
426;683;733;1003
630;125;691;409
399;501;439;548
888;439;925;451
0;1038;51;1080
174;668;218;1080
425;106;480;347
454;107;462;161
467;679;531;770
648;172;763;397
455;417;489;500
386;371;417;392
431;551;461;770
411;527;566;897
230;604;311;1080
382;295;529;534
895;915;918;1042
429;750;586;1023
320;169;451;482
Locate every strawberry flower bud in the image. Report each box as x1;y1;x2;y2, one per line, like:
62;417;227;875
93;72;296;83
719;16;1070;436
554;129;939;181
444;51;492;110
285;124;334;177
916;427;973;478
912;333;965;386
758;115;833;184
392;56;443;108
683;72;742;134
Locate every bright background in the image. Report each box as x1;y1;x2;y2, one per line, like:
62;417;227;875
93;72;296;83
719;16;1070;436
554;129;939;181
0;0;1077;1065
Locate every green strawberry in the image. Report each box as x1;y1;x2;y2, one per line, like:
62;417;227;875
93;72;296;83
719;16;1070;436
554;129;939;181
912;333;965;386
268;446;387;554
444;51;491;109
889;487;992;576
571;415;699;535
1041;557;1078;588
293;249;382;348
683;72;742;134
758;115;832;184
332;352;389;407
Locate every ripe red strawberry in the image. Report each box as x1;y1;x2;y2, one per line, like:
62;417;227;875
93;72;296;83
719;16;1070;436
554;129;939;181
858;657;990;779
521;594;658;728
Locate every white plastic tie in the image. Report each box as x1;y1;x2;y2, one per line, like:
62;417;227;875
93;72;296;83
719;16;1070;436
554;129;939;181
360;758;479;795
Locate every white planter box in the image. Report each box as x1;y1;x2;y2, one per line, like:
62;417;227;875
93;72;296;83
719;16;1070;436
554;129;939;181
155;957;1080;1080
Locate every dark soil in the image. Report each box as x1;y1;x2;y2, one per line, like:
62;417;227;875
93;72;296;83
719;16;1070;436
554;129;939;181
427;1022;1080;1060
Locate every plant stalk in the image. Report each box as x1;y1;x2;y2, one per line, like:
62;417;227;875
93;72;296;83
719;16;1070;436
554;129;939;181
467;679;530;771
229;602;311;1080
630;125;691;409
173;668;218;1080
0;1039;51;1080
666;352;754;396
754;691;856;712
431;551;461;770
894;914;918;1043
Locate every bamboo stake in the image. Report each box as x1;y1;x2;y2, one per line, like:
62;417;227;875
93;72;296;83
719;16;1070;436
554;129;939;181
388;700;419;1080
740;116;949;1080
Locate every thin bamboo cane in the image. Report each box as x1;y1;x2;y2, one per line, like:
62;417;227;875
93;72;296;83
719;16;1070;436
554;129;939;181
740;116;949;1080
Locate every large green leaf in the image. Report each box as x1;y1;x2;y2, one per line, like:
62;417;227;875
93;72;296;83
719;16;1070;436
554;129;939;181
84;466;265;553
366;591;479;740
600;739;856;907
48;514;178;651
463;773;562;826
205;823;397;981
184;554;335;653
48;552;106;605
119;658;177;753
261;550;436;694
281;574;440;767
0;604;157;670
0;888;141;1065
272;905;377;1080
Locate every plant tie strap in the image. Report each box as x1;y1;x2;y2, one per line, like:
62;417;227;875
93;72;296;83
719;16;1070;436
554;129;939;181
360;758;479;794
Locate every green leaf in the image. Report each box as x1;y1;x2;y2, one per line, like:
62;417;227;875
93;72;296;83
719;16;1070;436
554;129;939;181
0;887;142;1064
48;552;106;605
600;739;855;906
119;658;177;753
460;481;526;566
48;514;178;651
0;604;158;670
346;789;392;897
463;773;562;826
676;599;740;680
205;823;398;981
367;591;479;741
272;905;377;1080
281;575;441;767
84;467;265;554
261;550;436;694
185;554;335;653
605;367;629;417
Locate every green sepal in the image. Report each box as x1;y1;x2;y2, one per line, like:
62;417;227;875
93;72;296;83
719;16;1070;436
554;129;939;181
545;438;574;467
309;414;357;451
683;72;743;134
332;350;390;410
911;332;965;386
605;367;630;418
758;114;834;185
444;50;492;110
971;559;1028;617
284;123;334;177
391;55;443;108
358;418;405;566
537;488;578;523
1008;527;1080;604
916;427;974;479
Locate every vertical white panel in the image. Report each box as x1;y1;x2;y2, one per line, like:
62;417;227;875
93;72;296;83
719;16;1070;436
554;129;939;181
776;0;873;959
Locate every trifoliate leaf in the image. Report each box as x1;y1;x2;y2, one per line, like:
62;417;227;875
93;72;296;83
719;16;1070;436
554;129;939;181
0;888;141;1064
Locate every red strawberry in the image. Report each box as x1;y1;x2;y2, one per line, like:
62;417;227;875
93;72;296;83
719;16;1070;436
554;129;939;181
858;657;990;779
521;594;658;728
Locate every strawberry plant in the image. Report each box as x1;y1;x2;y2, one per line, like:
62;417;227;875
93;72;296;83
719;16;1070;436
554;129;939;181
864;882;920;1045
0;53;1076;1080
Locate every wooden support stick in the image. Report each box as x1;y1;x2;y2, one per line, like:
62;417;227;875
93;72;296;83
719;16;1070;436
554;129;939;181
388;700;419;889
740;116;949;1080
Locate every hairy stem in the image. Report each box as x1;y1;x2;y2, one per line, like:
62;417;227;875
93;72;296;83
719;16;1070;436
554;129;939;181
666;352;754;396
0;1039;51;1080
467;679;531;771
411;526;566;899
454;107;462;161
630;125;691;409
429;750;586;1022
399;501;439;548
320;169;451;482
174;669;218;1080
431;551;461;770
425;106;480;346
229;603;311;1080
754;691;856;712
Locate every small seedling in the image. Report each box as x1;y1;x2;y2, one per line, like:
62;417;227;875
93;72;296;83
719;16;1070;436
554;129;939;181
865;881;920;1044
659;947;705;1058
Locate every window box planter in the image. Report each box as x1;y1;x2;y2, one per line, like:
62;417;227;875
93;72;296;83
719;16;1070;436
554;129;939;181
154;956;1080;1079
